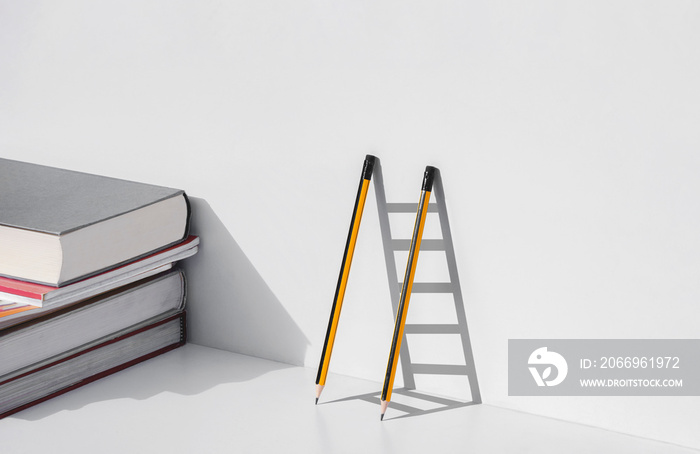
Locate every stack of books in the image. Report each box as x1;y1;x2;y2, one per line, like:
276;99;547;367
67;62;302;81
0;158;199;418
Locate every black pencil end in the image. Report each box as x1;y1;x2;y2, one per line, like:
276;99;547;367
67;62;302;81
315;397;319;405
380;414;385;421
422;166;437;192
362;155;376;180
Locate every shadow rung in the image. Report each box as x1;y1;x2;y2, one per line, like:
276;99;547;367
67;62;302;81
399;282;454;293
411;364;469;375
391;239;445;251
386;203;438;213
393;388;467;406
404;324;461;334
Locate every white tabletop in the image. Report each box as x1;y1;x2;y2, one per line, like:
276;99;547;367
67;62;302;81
2;344;696;454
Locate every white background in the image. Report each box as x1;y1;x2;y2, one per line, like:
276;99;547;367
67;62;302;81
2;1;699;449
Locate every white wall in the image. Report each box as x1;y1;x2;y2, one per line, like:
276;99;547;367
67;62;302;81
2;0;700;448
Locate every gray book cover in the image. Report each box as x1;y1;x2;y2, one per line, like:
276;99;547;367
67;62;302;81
0;158;185;235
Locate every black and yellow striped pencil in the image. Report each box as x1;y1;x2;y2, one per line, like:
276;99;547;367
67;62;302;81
315;155;376;404
380;165;436;420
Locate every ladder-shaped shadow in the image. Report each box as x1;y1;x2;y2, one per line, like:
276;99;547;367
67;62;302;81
373;160;481;412
325;387;479;421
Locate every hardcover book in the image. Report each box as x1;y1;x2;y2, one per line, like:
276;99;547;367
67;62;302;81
0;235;198;308
0;311;186;419
0;269;186;376
0;158;191;286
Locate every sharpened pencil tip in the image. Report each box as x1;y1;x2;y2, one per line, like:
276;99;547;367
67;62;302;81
315;398;319;405
379;400;389;421
380;414;384;421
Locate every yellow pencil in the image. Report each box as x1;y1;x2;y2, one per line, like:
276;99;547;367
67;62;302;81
315;155;376;404
380;166;436;420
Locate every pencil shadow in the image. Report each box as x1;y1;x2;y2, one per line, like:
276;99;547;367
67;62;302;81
323;387;478;421
181;197;310;366
373;160;481;404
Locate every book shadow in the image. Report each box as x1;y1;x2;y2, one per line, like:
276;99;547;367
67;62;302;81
182;197;309;365
11;344;293;421
9;196;309;421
